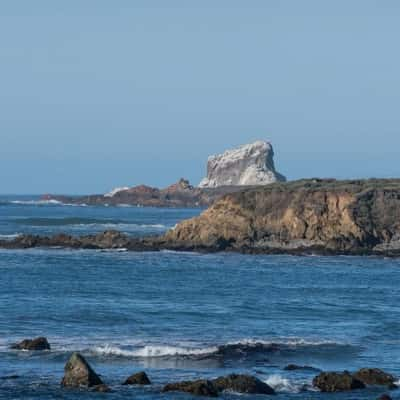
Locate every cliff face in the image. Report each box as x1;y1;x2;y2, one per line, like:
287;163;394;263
199;141;286;188
165;179;400;254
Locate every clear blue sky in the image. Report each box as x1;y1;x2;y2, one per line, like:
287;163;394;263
1;1;399;194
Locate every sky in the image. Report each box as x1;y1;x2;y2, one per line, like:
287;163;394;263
0;1;399;194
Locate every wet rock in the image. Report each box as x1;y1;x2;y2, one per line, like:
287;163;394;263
123;371;151;385
212;374;275;395
313;371;366;392
92;384;111;393
284;364;321;372
61;352;103;388
353;368;396;386
0;375;20;380
162;379;219;397
11;337;50;351
377;395;392;400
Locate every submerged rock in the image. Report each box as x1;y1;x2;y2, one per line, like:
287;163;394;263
377;395;392;400
92;384;111;393
199;140;286;188
212;374;275;395
61;352;103;388
353;368;396;386
284;364;321;372
11;337;50;351
313;371;366;392
162;379;219;397
123;371;151;385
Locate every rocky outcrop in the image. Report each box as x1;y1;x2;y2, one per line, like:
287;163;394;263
164;179;400;255
162;379;219;397
212;374;275;394
123;371;151;385
313;371;366;392
353;368;396;387
11;337;50;351
199;141;286;188
8;179;400;256
42;179;246;208
61;353;104;388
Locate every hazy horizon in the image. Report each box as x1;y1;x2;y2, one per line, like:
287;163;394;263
1;1;400;194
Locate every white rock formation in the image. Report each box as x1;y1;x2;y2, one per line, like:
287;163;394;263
104;187;130;198
199;140;286;188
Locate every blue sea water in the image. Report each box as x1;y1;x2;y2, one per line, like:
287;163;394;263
0;196;399;399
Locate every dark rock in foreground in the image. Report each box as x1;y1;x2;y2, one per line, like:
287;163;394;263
313;371;366;392
353;368;396;386
212;374;275;394
162;379;219;397
61;352;104;388
11;337;50;351
123;371;151;385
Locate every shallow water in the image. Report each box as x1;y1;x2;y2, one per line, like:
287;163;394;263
0;197;399;399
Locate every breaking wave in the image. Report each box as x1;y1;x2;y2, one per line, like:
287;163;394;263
88;338;349;361
0;233;21;240
92;344;219;358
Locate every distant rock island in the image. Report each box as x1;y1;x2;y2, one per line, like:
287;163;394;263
42;140;285;207
199;140;286;188
8;179;400;257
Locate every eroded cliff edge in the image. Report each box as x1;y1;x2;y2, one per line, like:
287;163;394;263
164;179;400;255
4;179;400;256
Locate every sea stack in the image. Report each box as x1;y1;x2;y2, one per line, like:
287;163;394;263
199;140;286;188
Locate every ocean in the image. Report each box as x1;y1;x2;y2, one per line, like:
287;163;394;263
0;196;399;399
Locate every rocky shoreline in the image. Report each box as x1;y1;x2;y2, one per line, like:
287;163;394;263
4;179;400;257
41;179;245;208
8;337;398;398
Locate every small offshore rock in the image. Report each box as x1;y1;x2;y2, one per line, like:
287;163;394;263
123;371;151;385
162;379;219;397
377;395;392;400
353;368;396;386
212;374;275;395
0;375;20;380
92;384;111;393
284;364;321;372
61;352;103;388
11;337;50;351
313;371;366;392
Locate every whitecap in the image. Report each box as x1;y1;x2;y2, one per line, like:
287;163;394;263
264;375;307;393
0;233;21;240
92;344;219;358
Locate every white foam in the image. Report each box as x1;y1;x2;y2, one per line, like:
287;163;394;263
264;375;306;393
74;223;167;230
11;199;62;206
92;344;218;358
226;337;340;347
0;233;21;240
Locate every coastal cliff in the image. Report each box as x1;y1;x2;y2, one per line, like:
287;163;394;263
5;179;400;256
164;179;400;255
